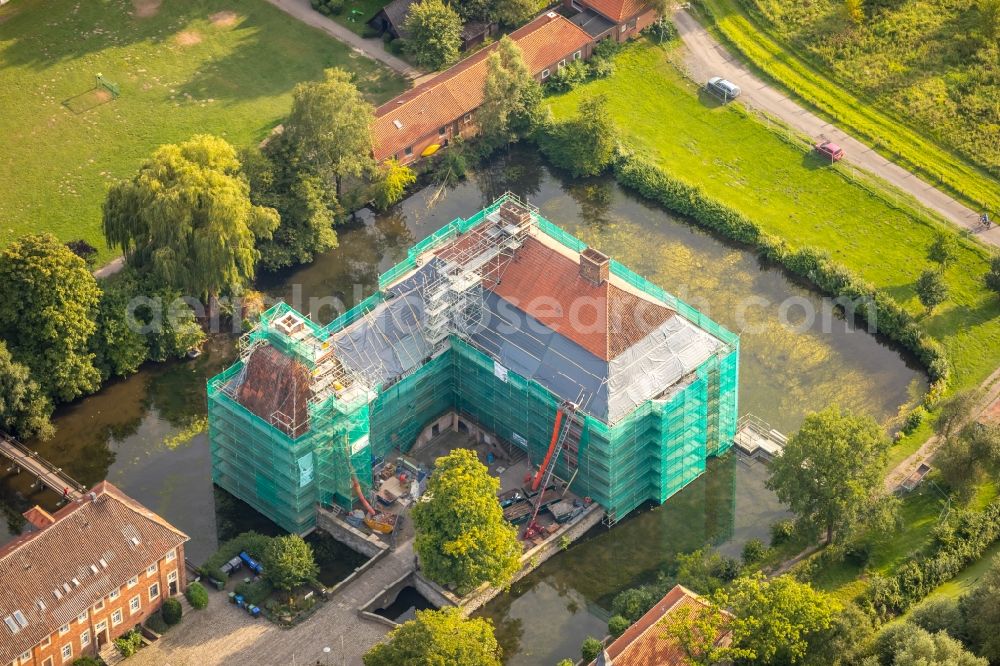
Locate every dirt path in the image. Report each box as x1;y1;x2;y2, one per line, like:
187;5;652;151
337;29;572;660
264;0;426;81
672;9;1000;248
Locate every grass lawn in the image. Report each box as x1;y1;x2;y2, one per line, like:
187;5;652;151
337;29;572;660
325;0;391;36
696;0;1000;214
0;0;406;265
547;41;1000;403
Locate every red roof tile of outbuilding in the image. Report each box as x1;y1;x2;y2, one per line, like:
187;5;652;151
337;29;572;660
372;13;592;160
581;0;652;22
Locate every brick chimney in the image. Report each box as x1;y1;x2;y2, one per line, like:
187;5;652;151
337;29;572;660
498;200;532;230
22;506;56;531
579;247;609;286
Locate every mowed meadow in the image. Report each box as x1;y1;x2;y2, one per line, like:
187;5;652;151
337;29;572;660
0;0;405;264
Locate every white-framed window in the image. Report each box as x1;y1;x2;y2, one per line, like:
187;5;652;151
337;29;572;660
130;595;141;614
167;570;178;585
463;113;472;123
80;629;90;648
40;635;51;648
42;657;53;666
438;126;446;136
404;146;413;156
148;583;160;601
108;589;120;601
146;563;157;577
541;68;550;79
621;23;627;31
165;549;176;562
19;651;31;665
58;624;69;636
573;50;582;60
127;576;138;589
111;609;123;627
60;643;72;662
93;600;104;612
95;620;107;634
76;611;87;624
558;59;566;69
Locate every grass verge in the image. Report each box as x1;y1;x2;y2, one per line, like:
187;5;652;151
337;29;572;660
0;0;406;265
694;0;1000;214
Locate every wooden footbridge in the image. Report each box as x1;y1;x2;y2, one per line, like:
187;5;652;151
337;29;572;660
0;433;86;501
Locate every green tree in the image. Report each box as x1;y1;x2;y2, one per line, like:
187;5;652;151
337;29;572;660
802;603;875;666
611;586;659;622
0;234;101;403
493;0;539;25
536;95;618;178
241;146;340;270
659;603;753;666
894;627;986;666
279;68;376;196
261;534;319;600
935;423;1000;499
581;636;603;662
404;0;462;70
929;231;960;266
479;36;543;152
373;159;417;211
979;0;1000;40
916;268;948;313
960;553;1000;661
845;0;864;24
741;538;769;565
767;405;895;544
909;596;964;638
363;607;502;666
720;574;836;665
984;255;1000;296
0;341;54;440
411;449;520;592
608;614;630;637
103;135;279;302
92;271;149;381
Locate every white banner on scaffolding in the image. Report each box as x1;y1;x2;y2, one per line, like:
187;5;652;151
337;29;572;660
494;361;509;383
298;453;314;487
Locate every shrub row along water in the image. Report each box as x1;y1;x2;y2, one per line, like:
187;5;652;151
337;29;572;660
611;149;949;400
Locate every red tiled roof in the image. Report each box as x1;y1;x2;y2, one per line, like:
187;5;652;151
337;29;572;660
0;482;188;664
441;235;673;361
581;0;652;22
594;585;733;666
372;13;592;160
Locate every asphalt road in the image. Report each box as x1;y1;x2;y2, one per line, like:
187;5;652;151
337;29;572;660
673;9;1000;248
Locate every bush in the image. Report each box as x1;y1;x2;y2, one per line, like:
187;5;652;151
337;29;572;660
71;658;101;666
902;406;927;434
386;38;406;56
770;519;796;546
144;611;169;635
608;614;630;638
311;0;343;14
235;578;274;606
581;636;604;662
162;597;183;625
643;17;678;42
910;596;964;638
611;586;659;622
362;24;380;38
742;538;769;565
545;60;590;93
844;539;874;567
114;630;143;658
590;58;614;79
186;581;209;610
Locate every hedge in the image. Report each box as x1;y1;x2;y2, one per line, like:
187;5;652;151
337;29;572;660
611;150;950;400
186;581;209;610
862;499;1000;620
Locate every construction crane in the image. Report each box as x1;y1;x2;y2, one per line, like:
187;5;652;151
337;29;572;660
522;401;581;539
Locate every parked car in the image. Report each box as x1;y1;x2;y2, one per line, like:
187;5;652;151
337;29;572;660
814;140;844;162
706;77;741;101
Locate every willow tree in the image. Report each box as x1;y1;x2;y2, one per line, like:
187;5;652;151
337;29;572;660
103;134;279;302
479;37;543;152
279;68;375;196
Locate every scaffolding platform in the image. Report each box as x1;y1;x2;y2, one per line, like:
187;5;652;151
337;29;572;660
733;414;786;461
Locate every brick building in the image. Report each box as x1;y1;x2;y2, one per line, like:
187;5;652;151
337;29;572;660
0;482;188;666
588;585;733;665
372;12;593;164
566;0;659;42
